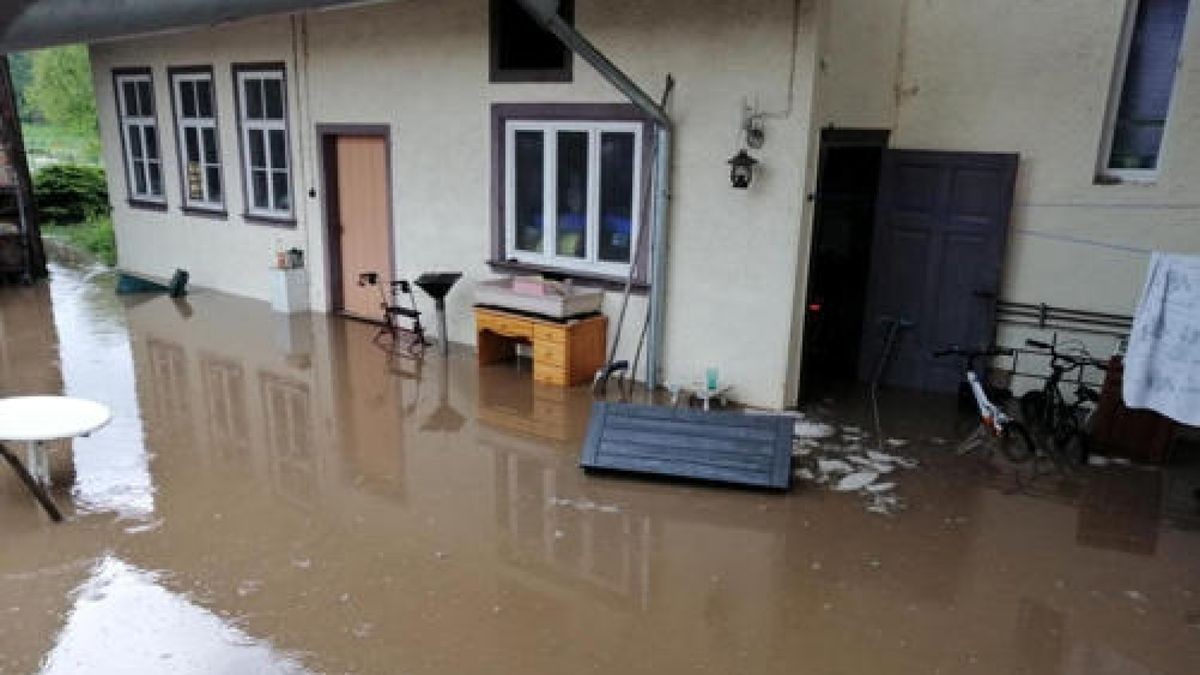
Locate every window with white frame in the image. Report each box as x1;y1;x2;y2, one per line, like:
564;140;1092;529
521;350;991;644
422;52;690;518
171;69;223;211
235;67;292;219
1100;0;1191;180
505;120;642;275
114;70;165;203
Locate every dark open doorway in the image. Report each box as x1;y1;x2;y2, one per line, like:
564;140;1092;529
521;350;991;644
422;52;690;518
798;128;889;403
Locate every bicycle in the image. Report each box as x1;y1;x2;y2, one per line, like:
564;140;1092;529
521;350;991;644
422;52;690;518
933;345;1035;463
1019;338;1106;472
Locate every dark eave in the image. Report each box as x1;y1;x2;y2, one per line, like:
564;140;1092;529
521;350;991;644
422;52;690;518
0;0;386;53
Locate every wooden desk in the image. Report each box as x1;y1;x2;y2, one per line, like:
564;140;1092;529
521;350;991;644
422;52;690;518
475;306;607;387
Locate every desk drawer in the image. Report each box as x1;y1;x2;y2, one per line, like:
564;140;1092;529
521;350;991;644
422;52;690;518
534;341;566;368
533;323;568;344
477;311;533;338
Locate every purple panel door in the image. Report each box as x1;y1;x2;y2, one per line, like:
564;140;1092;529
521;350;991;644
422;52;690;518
858;150;1018;393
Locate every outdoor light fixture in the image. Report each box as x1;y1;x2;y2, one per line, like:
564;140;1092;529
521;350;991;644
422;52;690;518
728;149;759;189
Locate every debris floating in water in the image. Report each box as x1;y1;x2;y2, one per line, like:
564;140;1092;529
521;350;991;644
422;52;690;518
795;420;836;438
791;420;919;515
836;472;879;492
818;459;853;475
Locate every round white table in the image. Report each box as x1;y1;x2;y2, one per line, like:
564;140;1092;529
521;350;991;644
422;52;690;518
0;396;112;521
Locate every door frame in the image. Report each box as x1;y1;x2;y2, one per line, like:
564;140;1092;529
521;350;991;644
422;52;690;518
797;127;890;403
316;123;395;316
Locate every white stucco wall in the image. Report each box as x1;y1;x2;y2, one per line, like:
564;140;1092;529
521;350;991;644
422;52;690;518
91;0;818;409
818;0;1200;317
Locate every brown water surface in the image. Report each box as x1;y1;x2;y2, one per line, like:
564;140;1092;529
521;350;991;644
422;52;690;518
1;263;1199;674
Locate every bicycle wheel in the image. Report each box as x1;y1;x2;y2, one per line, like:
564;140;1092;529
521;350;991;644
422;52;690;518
1052;413;1089;468
1019;390;1048;428
998;420;1036;463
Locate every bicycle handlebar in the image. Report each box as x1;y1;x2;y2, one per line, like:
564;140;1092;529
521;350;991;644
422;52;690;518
1024;339;1108;371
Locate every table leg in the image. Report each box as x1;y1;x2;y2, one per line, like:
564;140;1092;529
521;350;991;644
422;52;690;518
0;442;63;522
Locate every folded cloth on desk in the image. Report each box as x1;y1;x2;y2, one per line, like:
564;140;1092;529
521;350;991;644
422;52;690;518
1124;252;1200;426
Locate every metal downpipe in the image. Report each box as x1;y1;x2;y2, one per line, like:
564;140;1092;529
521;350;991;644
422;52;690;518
515;0;672;391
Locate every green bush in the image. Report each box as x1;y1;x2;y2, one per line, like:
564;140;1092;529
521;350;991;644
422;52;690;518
42;214;116;266
33;164;109;224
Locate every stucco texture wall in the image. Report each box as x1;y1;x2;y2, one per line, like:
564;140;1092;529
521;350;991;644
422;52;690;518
91;0;818;409
818;0;1200;316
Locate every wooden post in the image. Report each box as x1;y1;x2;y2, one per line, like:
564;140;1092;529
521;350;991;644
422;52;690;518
0;55;46;278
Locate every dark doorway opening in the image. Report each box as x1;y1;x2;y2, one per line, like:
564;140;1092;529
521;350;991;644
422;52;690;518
798;128;888;403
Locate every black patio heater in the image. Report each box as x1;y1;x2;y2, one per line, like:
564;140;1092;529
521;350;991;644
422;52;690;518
414;272;463;356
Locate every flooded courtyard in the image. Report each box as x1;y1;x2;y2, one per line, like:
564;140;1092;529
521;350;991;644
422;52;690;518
2;262;1199;674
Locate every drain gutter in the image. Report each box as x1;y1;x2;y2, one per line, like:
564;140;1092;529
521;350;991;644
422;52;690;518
516;0;672;391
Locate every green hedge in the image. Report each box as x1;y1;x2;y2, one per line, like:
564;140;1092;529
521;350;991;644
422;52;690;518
33;164;109;224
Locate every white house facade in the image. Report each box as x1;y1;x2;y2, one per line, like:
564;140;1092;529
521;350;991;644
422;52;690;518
88;0;1200;408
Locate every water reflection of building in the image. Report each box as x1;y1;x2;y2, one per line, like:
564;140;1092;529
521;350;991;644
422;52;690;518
200;353;250;461
493;436;653;610
260;370;318;509
146;337;193;443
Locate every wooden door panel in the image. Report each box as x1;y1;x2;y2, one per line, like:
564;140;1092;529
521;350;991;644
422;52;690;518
860;150;1018;393
335;135;390;320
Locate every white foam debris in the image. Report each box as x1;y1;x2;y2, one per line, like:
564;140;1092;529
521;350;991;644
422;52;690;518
818;459;854;474
788;416;920;514
835;472;880;492
867;450;898;463
795;421;837;438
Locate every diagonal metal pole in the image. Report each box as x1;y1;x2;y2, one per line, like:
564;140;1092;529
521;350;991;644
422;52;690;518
0;441;62;521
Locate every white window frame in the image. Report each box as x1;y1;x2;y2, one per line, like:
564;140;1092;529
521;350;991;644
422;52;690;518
1097;0;1193;183
171;69;224;212
504;120;643;277
235;67;293;220
115;71;165;204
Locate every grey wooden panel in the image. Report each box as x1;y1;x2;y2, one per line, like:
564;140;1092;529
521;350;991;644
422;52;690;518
580;402;793;490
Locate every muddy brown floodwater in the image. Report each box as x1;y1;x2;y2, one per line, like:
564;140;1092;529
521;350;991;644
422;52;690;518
2;262;1199;674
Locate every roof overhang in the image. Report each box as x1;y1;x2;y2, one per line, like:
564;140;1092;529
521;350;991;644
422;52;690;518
0;0;387;53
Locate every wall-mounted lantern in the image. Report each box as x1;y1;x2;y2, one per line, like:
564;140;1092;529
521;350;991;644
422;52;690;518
727;149;759;189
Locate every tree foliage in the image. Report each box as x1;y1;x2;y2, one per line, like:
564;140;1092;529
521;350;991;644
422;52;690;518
33;164;109;224
5;53;36;123
26;46;96;135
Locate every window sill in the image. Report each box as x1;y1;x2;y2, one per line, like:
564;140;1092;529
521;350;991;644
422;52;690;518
243;213;297;228
127;198;168;212
490;69;573;84
1094;172;1158;186
487;258;647;293
181;206;228;220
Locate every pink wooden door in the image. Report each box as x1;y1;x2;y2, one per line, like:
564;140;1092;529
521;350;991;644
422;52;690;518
334;135;390;320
